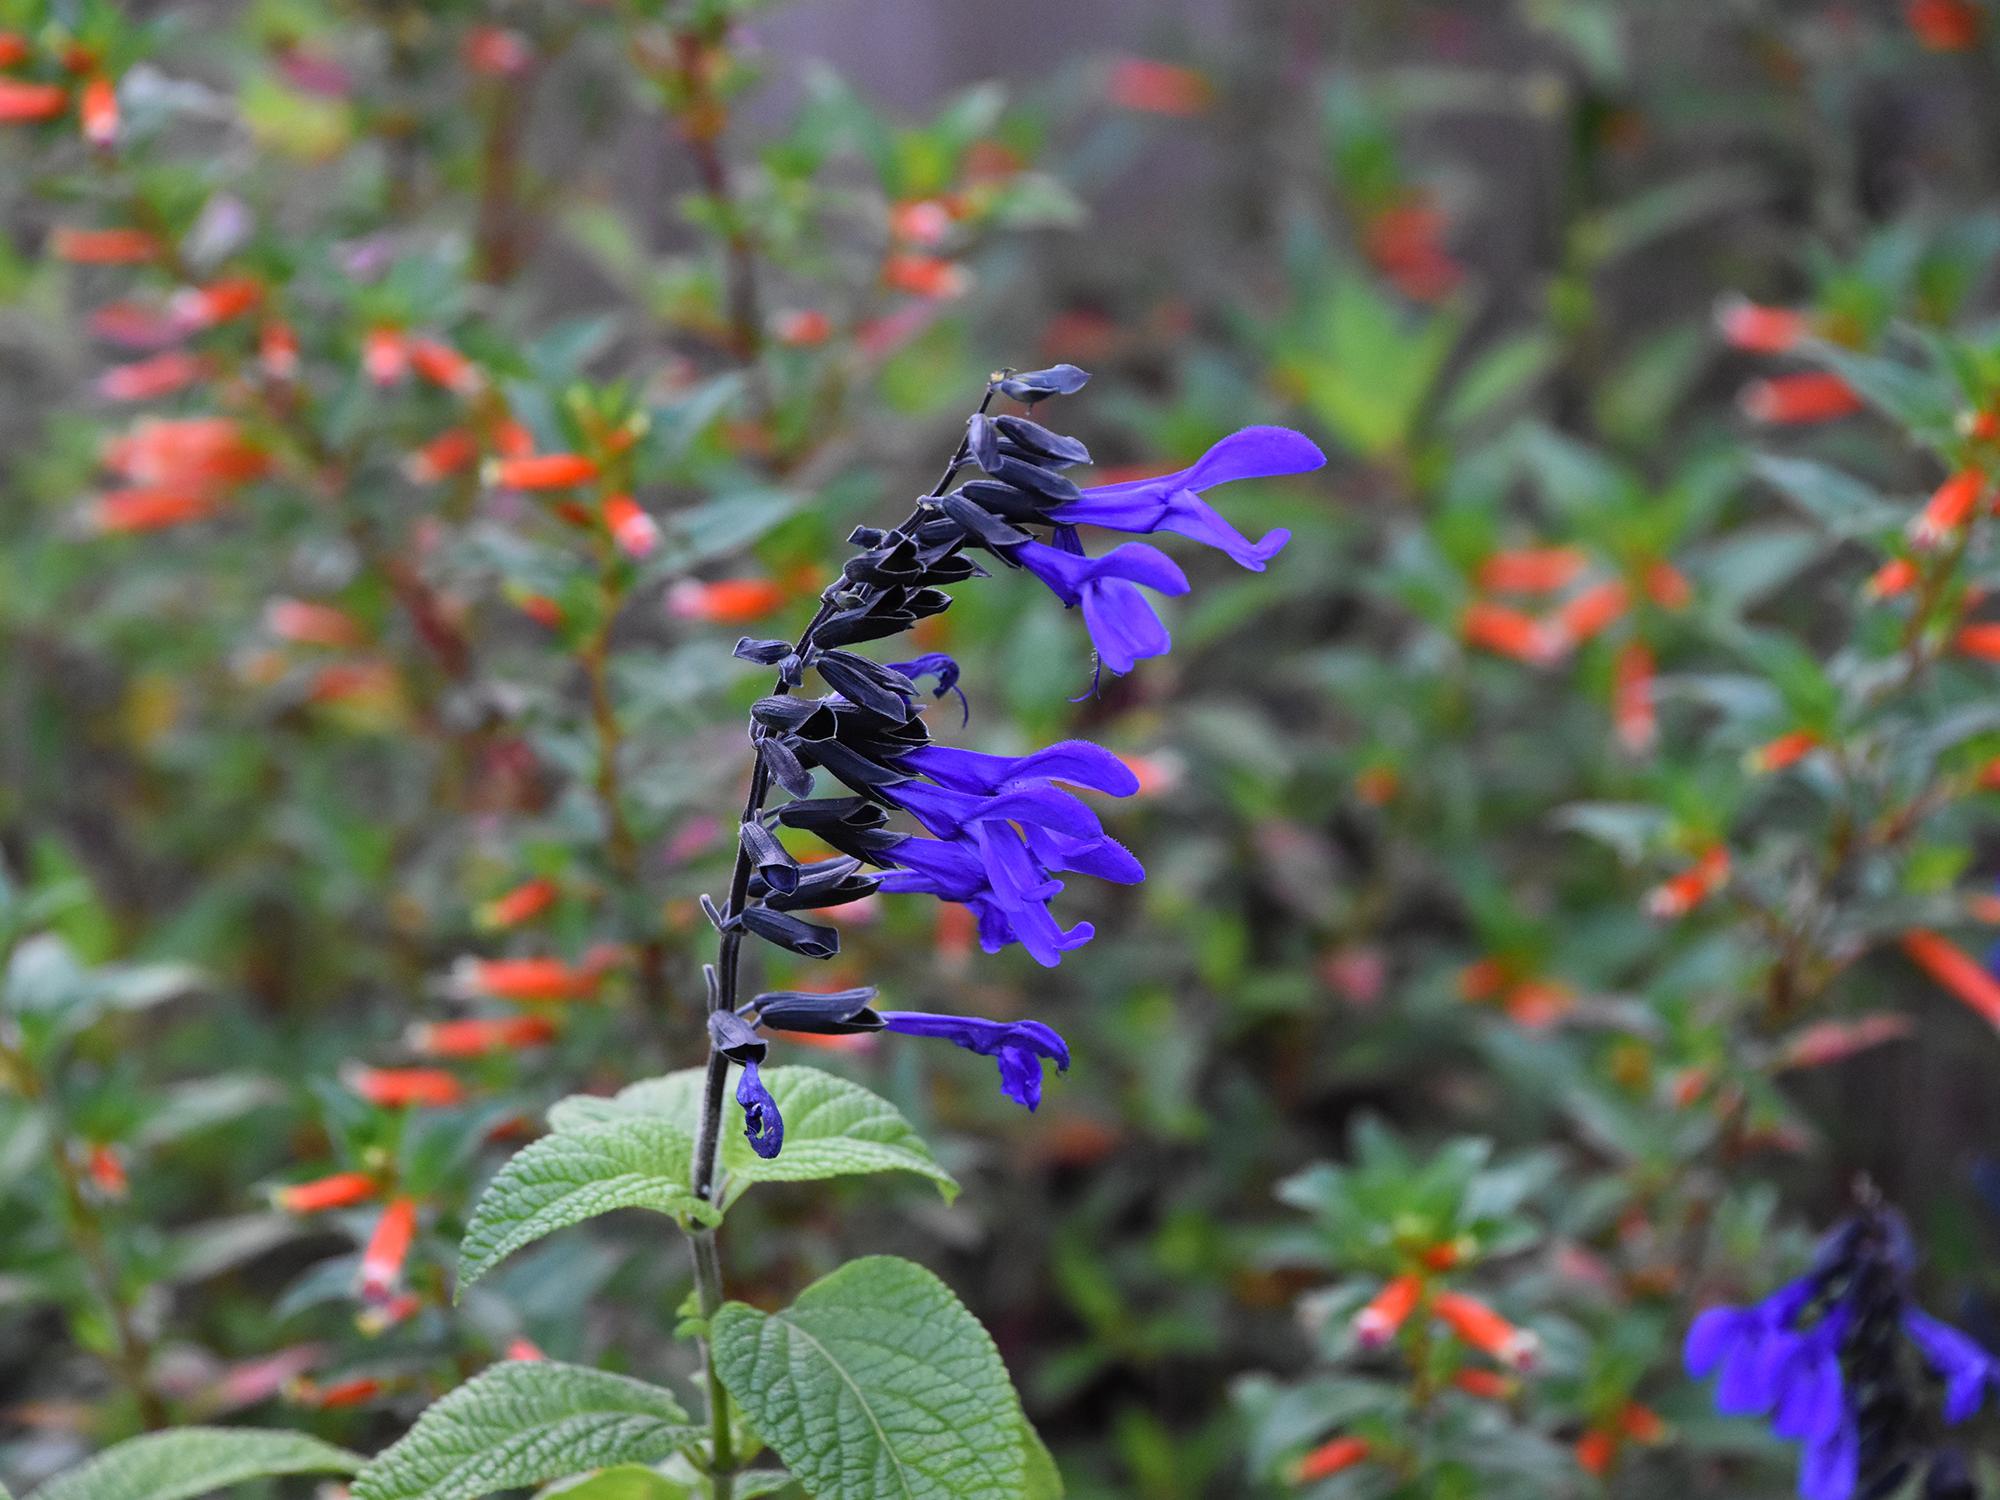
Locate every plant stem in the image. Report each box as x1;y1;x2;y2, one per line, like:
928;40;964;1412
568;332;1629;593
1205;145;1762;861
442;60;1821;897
688;1224;736;1500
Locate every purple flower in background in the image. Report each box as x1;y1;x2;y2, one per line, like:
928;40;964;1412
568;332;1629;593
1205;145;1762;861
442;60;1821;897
879;1011;1070;1109
1053;425;1326;570
1685;1205;1995;1500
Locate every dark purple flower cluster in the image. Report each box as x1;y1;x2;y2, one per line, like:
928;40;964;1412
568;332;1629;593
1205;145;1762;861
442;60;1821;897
698;366;1322;1166
1686;1204;1997;1500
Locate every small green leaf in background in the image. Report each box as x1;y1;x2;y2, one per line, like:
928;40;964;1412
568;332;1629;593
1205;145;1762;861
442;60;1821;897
457;1119;721;1291
713;1255;1044;1500
29;1428;358;1500
350;1360;701;1500
552;1066;957;1208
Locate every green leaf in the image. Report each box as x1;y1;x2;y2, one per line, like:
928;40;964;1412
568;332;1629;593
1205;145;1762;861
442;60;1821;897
712;1255;1031;1500
351;1361;700;1500
1753;455;1902;538
551;1066;956;1209
458;1118;720;1291
536;1465;689;1499
1019;1420;1064;1500
31;1428;358;1500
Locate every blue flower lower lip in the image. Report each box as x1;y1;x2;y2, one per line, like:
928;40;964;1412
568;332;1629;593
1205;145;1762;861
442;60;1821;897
877;1011;1070;1110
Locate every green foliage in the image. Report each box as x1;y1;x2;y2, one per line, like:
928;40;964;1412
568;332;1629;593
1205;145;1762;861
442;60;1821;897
350;1362;700;1500
28;1429;357;1500
712;1256;1049;1500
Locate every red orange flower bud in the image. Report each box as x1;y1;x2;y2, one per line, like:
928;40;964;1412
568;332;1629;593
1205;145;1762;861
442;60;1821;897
97;351;209;403
1716;296;1809;354
1738;371;1863;425
1554;580;1632;648
1956;623;2000;660
517;593;564;629
1866;557;1920;599
489;453;600;490
1745;729;1821;774
772;308;832;346
50;226;159;264
478;878;559;930
603;494;660;558
259;320;300;380
264;598;366;649
506;1337;547;1361
0;77;68;122
1461;602;1560;664
345;1065;466;1109
1910;469;1987;548
86;489;222;533
464;26;534;77
409;1014;558;1059
1642;560;1692;609
1290;1436;1371;1484
668;577;788;625
363;327;408;386
275;1171;379;1214
890;199;955;247
1644;845;1729;919
296;1375;384;1409
405;428;480;484
1618;1403;1666;1442
359;1197;416;1302
1451;1368;1515;1400
1476;546;1588;595
1575;1429;1618;1476
1899;929;2000;1027
78;74;115;145
882;253;969;300
454;956;601;1004
1432;1291;1540;1370
1613;640;1656;754
86;1144;128;1198
1352;1274;1422;1348
171;278;263;329
408;338;482;395
0;32;29;67
1106;57;1213;116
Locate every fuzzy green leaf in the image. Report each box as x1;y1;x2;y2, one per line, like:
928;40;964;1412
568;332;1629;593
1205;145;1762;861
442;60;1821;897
351;1361;699;1500
712;1255;1035;1500
31;1428;358;1500
551;1066;955;1208
458;1118;719;1291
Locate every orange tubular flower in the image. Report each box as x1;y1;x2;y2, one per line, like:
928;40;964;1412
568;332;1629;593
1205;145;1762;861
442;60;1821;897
298;1376;384;1410
0;32;29;67
1645;845;1729;919
1352;1274;1423;1348
517;593;564;629
1716;296;1809;355
1105;57;1213;116
105;417;268;488
408;338;481;395
86;1144;128;1198
172;277;263;329
275;1170;379;1214
259;319;300;379
478;878;559;930
1432;1291;1540;1371
882;253;969;300
1909;0;1982;50
1911;469;1987;548
1618;1403;1666;1443
409;1014;558;1059
405;427;480;484
490;452;600;490
1477;546;1588;595
1613;640;1656;754
668;577;788;625
1363;198;1464;304
97;351;209;402
79;74;115;145
1899;930;2000;1027
1956;623;2000;660
603;494;660;558
1452;1368;1516;1401
457;956;601;1004
363;328;409;386
265;598;366;649
0;77;67;122
1746;729;1822;774
50;226;159;264
87;489;222;533
1461;601;1559;664
772;308;832;346
1290;1436;1371;1484
1554;579;1632;648
1867;557;1919;600
1739;371;1864;425
345;1065;466;1109
1504;978;1575;1029
1642;560;1692;609
506;1337;547;1361
359;1197;417;1302
1575;1429;1618;1476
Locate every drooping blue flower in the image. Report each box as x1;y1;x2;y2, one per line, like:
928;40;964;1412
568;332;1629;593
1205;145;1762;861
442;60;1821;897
736;1060;782;1159
1905;1310;1999;1424
874;830;1097;968
882;772;1108;844
898;739;1139;798
1051;425;1326;571
1004;532;1189;675
878;1011;1070;1109
887;653;969;725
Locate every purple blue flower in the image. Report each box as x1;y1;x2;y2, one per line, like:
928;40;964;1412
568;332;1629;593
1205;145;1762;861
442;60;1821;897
1005;531;1189;675
736;1060;782;1159
878;1011;1070;1109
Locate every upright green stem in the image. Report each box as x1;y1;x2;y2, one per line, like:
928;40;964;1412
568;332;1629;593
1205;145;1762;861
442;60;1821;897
689;1225;736;1500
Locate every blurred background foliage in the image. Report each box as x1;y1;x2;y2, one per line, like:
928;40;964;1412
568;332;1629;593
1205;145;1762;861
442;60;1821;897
4;0;2000;1496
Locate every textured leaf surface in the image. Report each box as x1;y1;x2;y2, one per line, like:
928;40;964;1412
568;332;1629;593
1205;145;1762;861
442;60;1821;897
32;1427;358;1500
551;1066;954;1208
458;1117;719;1289
712;1256;1029;1500
351;1361;699;1500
